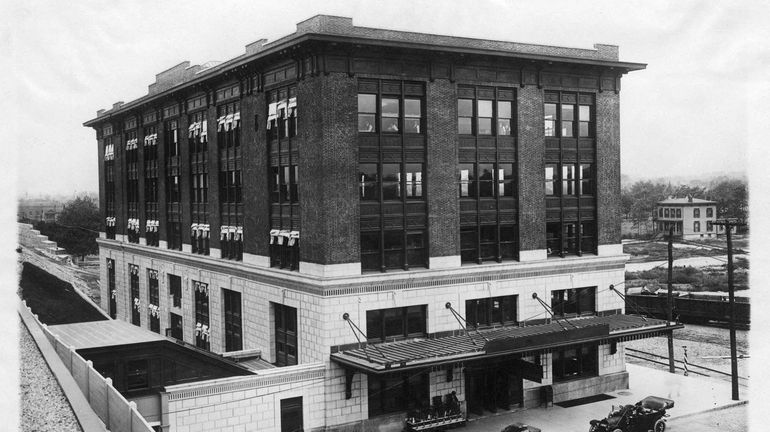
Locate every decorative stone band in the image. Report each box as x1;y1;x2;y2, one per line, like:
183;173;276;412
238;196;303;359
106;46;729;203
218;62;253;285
165;362;326;402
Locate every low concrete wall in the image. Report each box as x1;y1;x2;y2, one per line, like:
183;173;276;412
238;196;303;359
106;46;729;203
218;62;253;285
19;300;154;432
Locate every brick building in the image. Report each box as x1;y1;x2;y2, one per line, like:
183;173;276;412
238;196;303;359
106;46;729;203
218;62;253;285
84;15;680;432
653;196;726;239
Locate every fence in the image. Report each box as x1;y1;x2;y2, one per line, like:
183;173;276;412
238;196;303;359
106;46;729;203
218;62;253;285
19;300;154;432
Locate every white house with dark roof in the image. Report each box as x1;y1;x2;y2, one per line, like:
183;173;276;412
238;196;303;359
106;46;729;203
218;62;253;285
653;196;724;240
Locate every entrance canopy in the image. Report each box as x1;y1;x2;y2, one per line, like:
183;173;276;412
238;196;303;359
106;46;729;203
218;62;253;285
331;314;681;374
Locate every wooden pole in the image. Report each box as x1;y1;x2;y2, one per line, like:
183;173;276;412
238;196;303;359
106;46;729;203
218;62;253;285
667;226;675;373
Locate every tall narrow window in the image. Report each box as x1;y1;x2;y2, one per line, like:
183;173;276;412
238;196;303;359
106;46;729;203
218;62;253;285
129;265;140;326
193;282;210;350
107;259;116;319
143;121;159;247
458;86;518;265
693;208;701;218
358;80;427;272
219;95;243;261
274;303;297;366
148;270;160;333
268;86;299;271
358;94;377;132
168;274;182;308
223;289;242;352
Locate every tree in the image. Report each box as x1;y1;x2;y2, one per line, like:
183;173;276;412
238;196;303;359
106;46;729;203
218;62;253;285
707;178;747;221
35;195;100;260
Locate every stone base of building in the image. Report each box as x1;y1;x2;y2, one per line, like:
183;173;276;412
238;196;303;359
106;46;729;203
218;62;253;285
521;371;629;408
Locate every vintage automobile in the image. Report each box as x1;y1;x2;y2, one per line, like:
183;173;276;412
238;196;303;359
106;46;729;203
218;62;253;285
588;396;674;432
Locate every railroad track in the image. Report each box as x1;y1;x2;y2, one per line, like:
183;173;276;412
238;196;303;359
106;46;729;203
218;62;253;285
626;347;749;383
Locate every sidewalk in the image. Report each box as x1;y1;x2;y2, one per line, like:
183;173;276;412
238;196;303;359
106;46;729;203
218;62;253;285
463;363;747;432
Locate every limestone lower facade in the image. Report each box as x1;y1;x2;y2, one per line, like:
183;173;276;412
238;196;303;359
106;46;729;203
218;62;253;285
98;239;652;432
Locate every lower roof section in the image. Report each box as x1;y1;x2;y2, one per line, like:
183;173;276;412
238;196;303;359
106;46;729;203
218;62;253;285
331;314;682;374
48;318;166;350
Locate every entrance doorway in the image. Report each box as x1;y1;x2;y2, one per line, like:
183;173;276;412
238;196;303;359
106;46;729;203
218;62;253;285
464;361;523;416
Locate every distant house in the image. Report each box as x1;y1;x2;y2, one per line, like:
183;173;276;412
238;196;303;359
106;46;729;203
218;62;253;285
653;196;725;239
18;199;61;223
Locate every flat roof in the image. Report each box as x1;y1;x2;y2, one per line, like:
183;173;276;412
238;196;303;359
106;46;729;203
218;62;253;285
658;197;716;205
48;319;166;350
85;15;645;127
332;314;681;374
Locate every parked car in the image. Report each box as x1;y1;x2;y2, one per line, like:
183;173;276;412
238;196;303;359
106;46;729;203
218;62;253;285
588;396;674;432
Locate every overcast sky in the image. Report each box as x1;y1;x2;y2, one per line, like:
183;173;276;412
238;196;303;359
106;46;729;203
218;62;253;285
6;0;767;197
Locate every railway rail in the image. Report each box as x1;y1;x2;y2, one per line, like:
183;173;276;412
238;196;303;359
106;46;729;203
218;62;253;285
626;347;749;383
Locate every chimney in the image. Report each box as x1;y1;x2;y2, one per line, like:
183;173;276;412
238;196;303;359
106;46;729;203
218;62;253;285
687;194;693;203
245;38;268;55
97;109;106;117
113;101;124;110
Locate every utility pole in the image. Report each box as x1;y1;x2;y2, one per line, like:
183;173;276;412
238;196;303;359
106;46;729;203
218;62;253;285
712;218;745;401
667;226;675;373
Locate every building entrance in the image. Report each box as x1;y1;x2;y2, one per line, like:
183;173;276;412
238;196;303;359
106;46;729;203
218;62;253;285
464;361;523;416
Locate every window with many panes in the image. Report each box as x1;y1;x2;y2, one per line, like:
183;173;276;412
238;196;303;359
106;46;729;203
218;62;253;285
693;208;701;218
458;86;518;264
366;305;426;343
223;289;242;352
676;208;682;218
189;102;210;255
143;120;159;246
358;91;423;134
552;344;598;381
550;286;595;317
544;91;596;258
273;303;297;366
125;125;140;243
465;295;517;328
358;80;427;272
193;282;210;350
103;131;116;239
544;93;594;137
268;86;300;271
218;94;243;261
164;115;182;251
267;86;297;139
457;96;513;136
706;207;713;218
693;221;700;232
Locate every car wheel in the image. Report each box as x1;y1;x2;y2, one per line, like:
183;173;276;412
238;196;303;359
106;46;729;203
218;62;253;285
654;419;666;432
611;428;623;432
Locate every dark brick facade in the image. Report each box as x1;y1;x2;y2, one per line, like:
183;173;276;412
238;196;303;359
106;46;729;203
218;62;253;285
517;85;546;251
426;79;460;258
298;73;360;265
86;15;641;271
